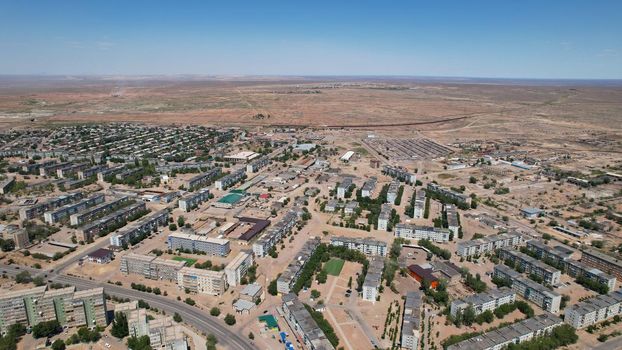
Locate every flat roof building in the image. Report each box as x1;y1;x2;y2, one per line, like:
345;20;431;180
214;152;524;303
167;232;230;257
277;238;321;294
225;251;254;287
456;232;523;257
395;224;450;243
177;267;227;296
401;291;422;350
281;293;336;350
330;236;387;257
450;287;516;317
564;289;622;329
493;265;562;313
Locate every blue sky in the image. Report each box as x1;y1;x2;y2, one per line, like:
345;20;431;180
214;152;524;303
1;1;621;78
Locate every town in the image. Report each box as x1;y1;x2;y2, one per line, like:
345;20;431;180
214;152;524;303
0;122;620;350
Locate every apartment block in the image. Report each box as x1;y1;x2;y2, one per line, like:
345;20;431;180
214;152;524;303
77;165;107;180
44;194;105;224
581;248;622;280
401;291;422;350
394;224;450;242
447;313;563;350
96;166;125;182
277;238;321;294
39;161;71;176
56;162;90;178
413;190;426;219
167;232;230;256
246;156;269;173
0;177;14;194
185;168;221;190
525;240;574;266
19;192;83;220
377;203;392;231
69;196;131;226
177;267;227;296
493;265;562;313
361;177;377;198
499;248;561;285
224;251;254;287
382;165;416;184
281;293;336;350
214;168;245;190
450;287;516;317
120;253;186;281
387;181;400;204
336;177;353;199
426;183;470;205
445;204;460;236
456;232;523;257
79;201;147;242
362;258;384;302
253;211;298;257
564;289;622;329
0;286;107;334
178;189;210;212
109;209;169;247
330;236;387;257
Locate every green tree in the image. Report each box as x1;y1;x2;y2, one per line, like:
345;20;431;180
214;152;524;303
127;335;152;350
206;334;218;350
173;312;182;322
111;312;129;338
224;313;236;326
210;307;221;316
32;320;61;338
51;339;66;350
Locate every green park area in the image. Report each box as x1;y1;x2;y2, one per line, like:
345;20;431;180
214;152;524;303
324;258;344;276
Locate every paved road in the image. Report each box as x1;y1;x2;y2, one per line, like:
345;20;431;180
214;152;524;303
1;264;256;350
592;336;622;350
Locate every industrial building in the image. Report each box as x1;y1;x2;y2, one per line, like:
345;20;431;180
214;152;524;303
499;248;562;285
277;238;321;294
394;224;450;242
493;265;562;313
564;289;622;329
167;232;231;256
224;251;254;287
330;236;387;256
450;287;516;317
281;293;336;350
456;232;523;257
177;267;227;296
446;313;563;350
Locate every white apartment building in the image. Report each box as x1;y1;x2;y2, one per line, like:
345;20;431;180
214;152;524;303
224;251;254;287
177;267;227;296
564;289;622;329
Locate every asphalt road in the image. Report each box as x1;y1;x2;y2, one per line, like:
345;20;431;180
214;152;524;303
1;264;256;350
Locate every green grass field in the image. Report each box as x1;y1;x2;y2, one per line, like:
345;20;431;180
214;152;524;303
324;258;345;276
173;256;197;266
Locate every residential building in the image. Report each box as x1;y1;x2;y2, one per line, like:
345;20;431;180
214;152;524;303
330;236;387;256
445;204;460;236
499;248;562;285
413;190;426;219
581;248;622;280
324;199;340;213
44;194;105;224
382;165;416;184
12;230;30;249
177;267;227;296
446;313;563;350
277;238;321;294
224;251;254;287
109;209;169;247
97;166;125;182
69;196;131;226
387;181;400;204
281;293;336;350
79;201;147;242
167;232;230;256
361;177;377;198
344;200;359;215
493;265;562;313
401;291;422;350
426;183;470;205
178;189;210;212
246;156;269;173
362;258;384;302
77;165;107;180
564;289;622;329
394;224;450;242
185;168;221;190
0;177;14;194
377;203;392;231
456;232;523;257
56;163;90;178
19;192;83;220
214;168;245;190
253;211;298;257
450;287;516;317
336;177;353;199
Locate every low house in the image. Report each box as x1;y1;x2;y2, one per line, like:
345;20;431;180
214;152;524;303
87;248;114;264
